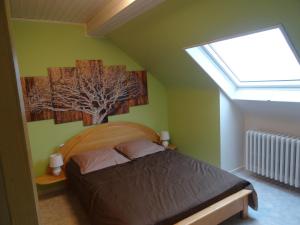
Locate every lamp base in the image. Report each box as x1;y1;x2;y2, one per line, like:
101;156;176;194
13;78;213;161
52;167;62;176
162;141;169;148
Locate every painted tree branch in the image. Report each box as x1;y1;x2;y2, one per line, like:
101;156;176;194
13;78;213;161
26;70;141;124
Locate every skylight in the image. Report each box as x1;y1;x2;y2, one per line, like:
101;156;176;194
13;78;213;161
185;26;300;102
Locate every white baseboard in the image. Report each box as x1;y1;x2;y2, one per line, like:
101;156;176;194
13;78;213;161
230;166;245;173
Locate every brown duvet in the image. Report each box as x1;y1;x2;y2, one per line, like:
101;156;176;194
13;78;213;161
66;150;257;225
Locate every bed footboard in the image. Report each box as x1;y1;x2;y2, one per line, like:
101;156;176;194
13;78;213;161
175;189;252;225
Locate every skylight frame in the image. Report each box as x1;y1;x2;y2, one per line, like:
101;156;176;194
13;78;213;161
187;25;300;88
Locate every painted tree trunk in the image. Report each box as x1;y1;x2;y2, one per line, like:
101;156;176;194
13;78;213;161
92;111;108;124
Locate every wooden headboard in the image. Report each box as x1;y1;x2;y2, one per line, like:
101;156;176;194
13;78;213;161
59;121;160;164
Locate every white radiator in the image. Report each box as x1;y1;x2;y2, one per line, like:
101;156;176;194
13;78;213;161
246;130;300;188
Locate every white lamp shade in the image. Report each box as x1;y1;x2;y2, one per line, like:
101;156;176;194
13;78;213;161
49;153;64;168
160;131;170;141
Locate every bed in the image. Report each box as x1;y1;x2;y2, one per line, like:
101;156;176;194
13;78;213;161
59;121;257;225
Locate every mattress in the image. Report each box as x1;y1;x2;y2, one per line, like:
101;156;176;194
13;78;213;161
66;150;257;225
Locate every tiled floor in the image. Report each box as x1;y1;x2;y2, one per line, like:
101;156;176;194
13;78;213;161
39;170;300;225
39;191;89;225
221;170;300;225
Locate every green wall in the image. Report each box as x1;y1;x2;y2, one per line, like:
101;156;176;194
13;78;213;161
11;0;300;176
108;0;300;166
109;0;300;88
168;88;220;165
11;20;168;177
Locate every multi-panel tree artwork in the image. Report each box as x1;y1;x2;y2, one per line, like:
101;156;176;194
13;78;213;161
21;60;148;126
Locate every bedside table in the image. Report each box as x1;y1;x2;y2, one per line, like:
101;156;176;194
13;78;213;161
35;170;66;185
167;144;177;150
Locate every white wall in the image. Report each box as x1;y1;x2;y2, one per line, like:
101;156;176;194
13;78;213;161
220;92;245;171
219;98;300;172
237;100;300;137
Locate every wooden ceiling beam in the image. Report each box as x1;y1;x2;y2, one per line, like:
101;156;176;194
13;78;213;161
87;0;165;37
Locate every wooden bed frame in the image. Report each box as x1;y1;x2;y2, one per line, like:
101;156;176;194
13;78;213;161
58;121;252;225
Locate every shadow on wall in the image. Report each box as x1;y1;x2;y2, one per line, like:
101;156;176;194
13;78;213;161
0;165;11;225
220;92;244;172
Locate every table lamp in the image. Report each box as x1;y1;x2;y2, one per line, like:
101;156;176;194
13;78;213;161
160;131;170;147
49;153;64;176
